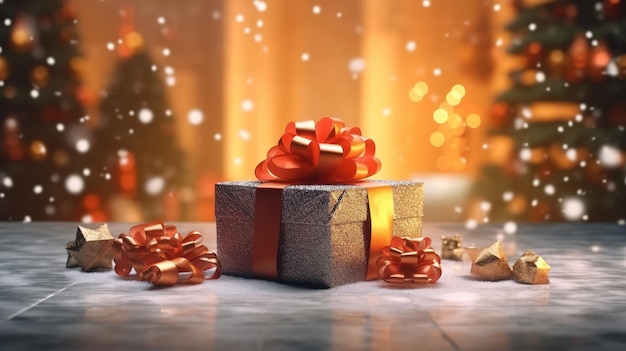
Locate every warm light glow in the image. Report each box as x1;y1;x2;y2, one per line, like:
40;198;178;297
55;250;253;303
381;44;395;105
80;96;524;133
436;155;451;171
70;57;85;72
30;140;47;160
451;84;465;97
528;42;541;55
549;50;564;63
466;113;481;128
33;66;48;81
414;81;428;95
409;89;423;102
0;57;7;80
11;28;31;47
433;108;448;124
448;113;463;129
119;173;136;191
450;156;466;171
32;66;48;84
445;91;461;106
125;31;143;49
593;50;611;67
409;81;428;102
430;132;445;147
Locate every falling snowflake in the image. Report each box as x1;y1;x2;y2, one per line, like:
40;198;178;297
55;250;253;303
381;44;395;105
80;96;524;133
480;201;491;212
2;176;13;188
544;184;555;195
239;129;251;141
598;145;622;168
65;174;84;194
312;5;321;14
241;99;254;112
254;1;267;12
188;109;204;125
145;176;165;195
562;197;585;221
502;191;513;201
75;139;90;153
348;57;365;74
138;108;154;124
503;221;517;234
465;219;477;230
406;41;416;52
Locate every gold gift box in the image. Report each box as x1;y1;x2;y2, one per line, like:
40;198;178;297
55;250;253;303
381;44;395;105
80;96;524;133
215;180;424;288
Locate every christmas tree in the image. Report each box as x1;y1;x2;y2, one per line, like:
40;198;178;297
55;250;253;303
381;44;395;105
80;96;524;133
0;0;106;221
94;6;189;221
469;0;626;222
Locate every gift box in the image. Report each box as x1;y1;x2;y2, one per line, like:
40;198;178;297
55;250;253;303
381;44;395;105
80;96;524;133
215;180;424;288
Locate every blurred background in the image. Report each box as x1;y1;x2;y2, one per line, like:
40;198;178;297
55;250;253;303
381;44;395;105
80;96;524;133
1;0;625;224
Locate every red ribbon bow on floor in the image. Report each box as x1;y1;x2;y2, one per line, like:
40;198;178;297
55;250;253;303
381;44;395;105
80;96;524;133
376;236;442;284
112;221;221;286
255;116;381;182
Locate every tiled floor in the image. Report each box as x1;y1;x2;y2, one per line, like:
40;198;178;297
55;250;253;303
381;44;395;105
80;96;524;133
1;221;625;350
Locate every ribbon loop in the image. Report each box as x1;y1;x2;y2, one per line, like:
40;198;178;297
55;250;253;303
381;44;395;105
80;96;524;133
112;221;221;286
376;236;442;284
255;117;381;183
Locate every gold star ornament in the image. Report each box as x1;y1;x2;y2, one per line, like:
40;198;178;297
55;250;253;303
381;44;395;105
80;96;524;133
512;250;550;285
465;240;513;281
66;224;114;272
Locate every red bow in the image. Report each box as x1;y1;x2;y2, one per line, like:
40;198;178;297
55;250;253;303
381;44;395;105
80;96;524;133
255;117;381;182
376;237;442;284
112;221;221;286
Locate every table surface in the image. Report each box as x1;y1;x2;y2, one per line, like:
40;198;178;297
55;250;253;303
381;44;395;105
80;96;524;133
0;221;625;351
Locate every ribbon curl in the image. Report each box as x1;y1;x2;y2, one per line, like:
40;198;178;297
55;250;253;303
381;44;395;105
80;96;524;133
376;236;442;284
112;221;221;286
255;117;381;182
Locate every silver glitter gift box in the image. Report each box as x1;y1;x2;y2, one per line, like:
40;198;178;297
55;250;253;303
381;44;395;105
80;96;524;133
215;180;424;288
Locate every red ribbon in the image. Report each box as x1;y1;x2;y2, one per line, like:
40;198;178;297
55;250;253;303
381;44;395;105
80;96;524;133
376;236;442;284
112;221;221;286
251;117;394;282
255;117;381;182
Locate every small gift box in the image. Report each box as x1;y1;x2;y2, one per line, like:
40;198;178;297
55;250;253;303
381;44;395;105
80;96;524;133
215;117;424;288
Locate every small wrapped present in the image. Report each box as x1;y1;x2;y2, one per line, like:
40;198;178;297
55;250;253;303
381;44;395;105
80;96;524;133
215;117;424;288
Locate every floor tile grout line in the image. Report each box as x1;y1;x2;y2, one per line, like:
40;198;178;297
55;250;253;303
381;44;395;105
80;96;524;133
419;305;461;351
3;282;79;322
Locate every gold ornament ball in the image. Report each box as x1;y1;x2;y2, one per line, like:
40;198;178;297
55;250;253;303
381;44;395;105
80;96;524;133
30;140;47;161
